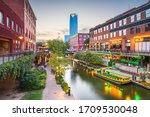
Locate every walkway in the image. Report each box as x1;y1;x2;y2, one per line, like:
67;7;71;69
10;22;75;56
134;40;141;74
42;66;74;100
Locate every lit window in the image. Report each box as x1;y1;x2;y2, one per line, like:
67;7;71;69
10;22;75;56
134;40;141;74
0;11;4;24
12;21;14;30
119;30;122;36
100;35;102;40
123;18;126;25
136;13;141;21
106;25;109;30
123;29;126;35
104;34;106;39
119;20;122;27
100;28;102;32
7;17;10;27
110;33;113;38
98;36;100;40
114;22;116;28
106;34;108;39
113;32;116;37
131;15;135;22
146;9;150;18
110;24;113;29
104;26;106;31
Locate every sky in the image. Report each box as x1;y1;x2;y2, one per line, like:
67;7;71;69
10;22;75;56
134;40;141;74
29;0;148;41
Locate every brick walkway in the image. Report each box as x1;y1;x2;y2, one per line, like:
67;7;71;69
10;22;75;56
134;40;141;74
42;66;74;100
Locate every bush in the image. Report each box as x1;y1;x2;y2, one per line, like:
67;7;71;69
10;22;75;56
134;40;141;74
20;69;46;91
0;54;35;81
55;74;69;93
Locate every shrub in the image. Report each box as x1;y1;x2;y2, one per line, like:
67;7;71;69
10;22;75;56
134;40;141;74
20;69;46;91
55;74;69;93
0;54;35;81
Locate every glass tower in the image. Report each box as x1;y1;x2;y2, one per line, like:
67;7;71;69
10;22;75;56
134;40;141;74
65;13;78;42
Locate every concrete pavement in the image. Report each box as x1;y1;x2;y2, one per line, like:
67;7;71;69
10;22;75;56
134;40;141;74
42;66;74;100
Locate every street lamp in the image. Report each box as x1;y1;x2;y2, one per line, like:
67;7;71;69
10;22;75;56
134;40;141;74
19;36;23;40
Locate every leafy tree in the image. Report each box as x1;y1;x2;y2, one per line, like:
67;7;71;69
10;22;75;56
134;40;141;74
48;53;69;73
74;51;103;65
48;39;68;56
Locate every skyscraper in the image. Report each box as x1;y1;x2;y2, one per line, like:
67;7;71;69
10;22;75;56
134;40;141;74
64;13;78;42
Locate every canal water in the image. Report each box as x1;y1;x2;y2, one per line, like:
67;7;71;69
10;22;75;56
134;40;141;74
64;65;150;100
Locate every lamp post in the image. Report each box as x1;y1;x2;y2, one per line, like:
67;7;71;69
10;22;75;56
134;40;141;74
19;36;23;52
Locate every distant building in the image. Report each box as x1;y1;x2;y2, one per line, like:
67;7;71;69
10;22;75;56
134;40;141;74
0;0;36;54
65;13;78;42
69;33;89;52
89;1;150;53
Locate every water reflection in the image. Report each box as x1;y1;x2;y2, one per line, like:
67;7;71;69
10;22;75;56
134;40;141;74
64;66;150;100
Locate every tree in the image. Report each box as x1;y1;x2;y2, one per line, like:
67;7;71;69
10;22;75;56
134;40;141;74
48;39;68;56
48;53;69;74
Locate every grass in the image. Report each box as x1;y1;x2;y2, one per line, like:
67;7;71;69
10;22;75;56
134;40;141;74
22;89;43;100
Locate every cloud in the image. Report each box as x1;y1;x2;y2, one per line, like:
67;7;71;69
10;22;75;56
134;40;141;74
79;27;90;33
60;28;69;34
36;31;65;41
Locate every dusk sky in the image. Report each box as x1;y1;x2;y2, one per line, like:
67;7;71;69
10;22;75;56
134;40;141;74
29;0;148;41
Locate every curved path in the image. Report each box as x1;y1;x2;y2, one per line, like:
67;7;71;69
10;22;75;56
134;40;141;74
42;66;74;100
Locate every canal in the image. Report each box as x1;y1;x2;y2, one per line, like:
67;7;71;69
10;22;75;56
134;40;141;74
64;65;150;100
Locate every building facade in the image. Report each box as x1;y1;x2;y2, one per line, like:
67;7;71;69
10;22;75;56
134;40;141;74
89;1;150;53
0;0;36;54
65;13;78;42
69;33;89;52
0;0;24;54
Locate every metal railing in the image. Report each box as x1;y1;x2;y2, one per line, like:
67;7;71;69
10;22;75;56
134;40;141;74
0;52;30;65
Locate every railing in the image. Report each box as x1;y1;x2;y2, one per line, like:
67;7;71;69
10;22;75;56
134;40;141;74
0;52;29;65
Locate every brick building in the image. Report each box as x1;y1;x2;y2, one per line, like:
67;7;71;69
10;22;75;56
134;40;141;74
0;0;36;54
69;33;89;52
89;1;150;53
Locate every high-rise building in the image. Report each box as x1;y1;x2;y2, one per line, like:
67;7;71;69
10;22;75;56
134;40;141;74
64;13;78;42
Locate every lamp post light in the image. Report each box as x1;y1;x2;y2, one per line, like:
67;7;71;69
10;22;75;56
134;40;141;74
19;36;23;40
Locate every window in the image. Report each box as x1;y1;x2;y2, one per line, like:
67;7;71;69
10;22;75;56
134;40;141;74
145;23;150;31
79;35;82;37
0;11;4;24
12;21;14;30
110;24;113;29
110;33;113;38
119;20;122;27
123;18;126;25
119;30;122;36
100;35;102;40
104;26;106;31
136;13;141;21
104;34;106;39
136;26;141;33
131;15;135;22
146;9;150;18
130;27;134;34
106;25;109;30
94;30;97;34
98;29;101;33
113;32;116;37
114;22;116;28
106;34;108;39
123;29;126;35
100;28;102;32
7;17;10;27
16;24;18;32
98;36;100;40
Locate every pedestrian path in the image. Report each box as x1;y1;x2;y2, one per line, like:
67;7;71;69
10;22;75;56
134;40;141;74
42;66;74;100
